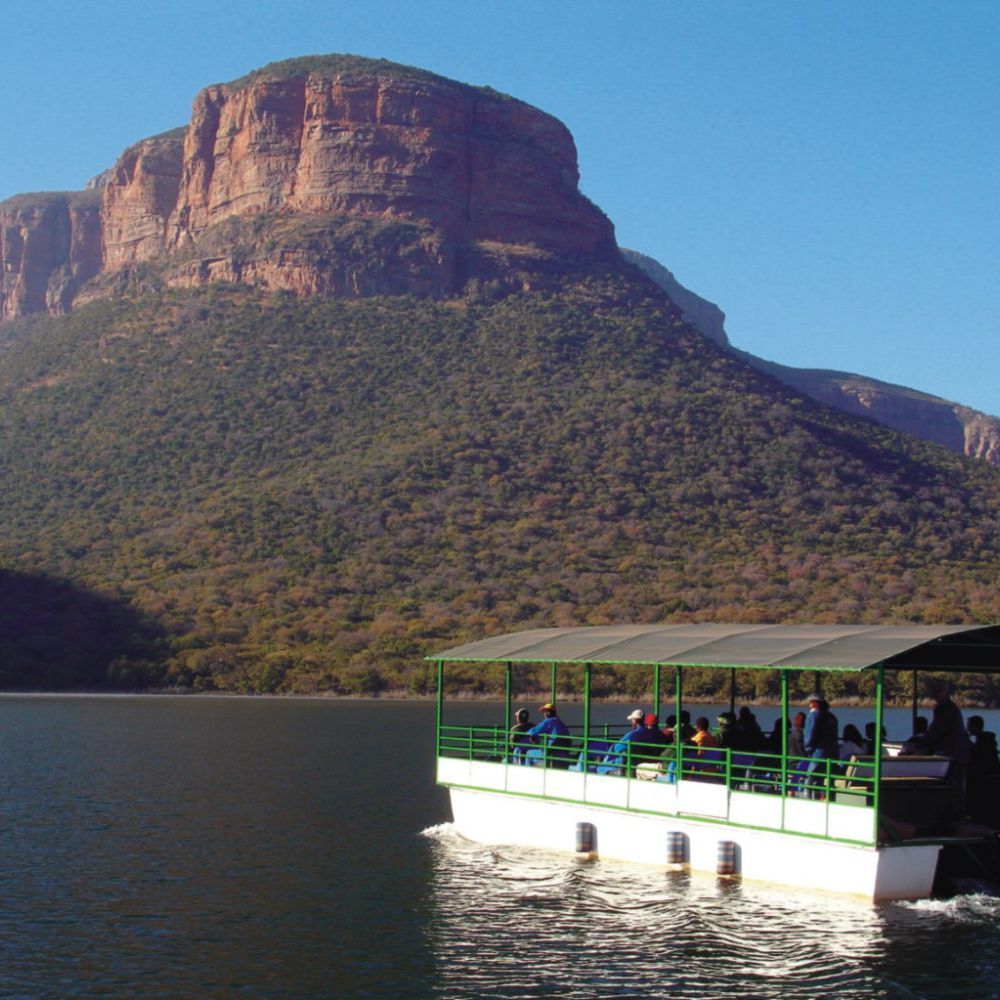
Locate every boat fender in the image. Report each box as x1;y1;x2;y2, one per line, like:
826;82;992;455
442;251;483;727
667;830;686;866
716;840;738;877
575;821;596;859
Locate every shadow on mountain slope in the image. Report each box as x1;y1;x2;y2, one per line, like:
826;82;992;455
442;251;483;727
0;570;166;690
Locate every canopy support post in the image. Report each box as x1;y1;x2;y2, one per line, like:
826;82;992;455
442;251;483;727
874;664;886;844
780;669;789;828
583;663;592;762
675;665;683;783
504;661;512;745
435;659;444;756
550;661;557;706
653;664;661;722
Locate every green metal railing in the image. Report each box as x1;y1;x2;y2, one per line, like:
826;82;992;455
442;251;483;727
437;723;880;843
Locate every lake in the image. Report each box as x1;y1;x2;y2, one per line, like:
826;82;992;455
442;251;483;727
1;696;998;998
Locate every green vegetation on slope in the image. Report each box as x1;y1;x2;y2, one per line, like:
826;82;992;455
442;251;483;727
223;53;516;103
0;274;998;695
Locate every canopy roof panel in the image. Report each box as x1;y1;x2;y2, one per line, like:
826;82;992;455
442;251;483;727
431;624;1000;672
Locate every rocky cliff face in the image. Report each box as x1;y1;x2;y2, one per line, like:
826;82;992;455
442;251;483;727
102;131;185;268
2;56;615;320
626;247;1000;467
164;72;612;258
0;191;103;320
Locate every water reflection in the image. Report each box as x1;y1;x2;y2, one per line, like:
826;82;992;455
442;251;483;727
423;824;1000;999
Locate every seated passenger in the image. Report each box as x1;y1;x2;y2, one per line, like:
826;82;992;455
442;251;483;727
691;716;720;752
967;715;1000;825
608;709;652;773
863;721;888;755
509;707;533;764
737;706;766;751
789;712;807;760
839;723;866;761
637;713;670;761
968;716;1000;773
527;703;573;768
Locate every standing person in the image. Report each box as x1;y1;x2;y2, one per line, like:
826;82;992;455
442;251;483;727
923;682;972;797
967;715;1000;825
528;703;573;769
509;707;533;764
804;695;839;798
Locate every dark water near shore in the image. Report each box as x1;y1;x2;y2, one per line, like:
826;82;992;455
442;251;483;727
1;696;999;998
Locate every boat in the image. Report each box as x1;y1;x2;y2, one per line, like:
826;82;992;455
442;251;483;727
430;623;1000;901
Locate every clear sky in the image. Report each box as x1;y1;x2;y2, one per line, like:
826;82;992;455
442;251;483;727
3;0;997;415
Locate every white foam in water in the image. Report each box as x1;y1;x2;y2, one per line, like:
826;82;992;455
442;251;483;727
901;892;1000;924
419;822;459;840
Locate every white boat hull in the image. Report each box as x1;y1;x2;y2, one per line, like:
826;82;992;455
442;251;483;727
442;759;941;901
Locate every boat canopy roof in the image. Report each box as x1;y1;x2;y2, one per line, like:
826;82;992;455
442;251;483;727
431;623;1000;673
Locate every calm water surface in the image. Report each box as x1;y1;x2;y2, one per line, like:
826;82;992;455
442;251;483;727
0;697;998;998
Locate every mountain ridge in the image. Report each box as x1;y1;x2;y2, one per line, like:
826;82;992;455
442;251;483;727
623;249;1000;466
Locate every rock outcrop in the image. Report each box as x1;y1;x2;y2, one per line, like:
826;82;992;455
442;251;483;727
2;55;616;319
102;131;185;268
0;191;103;320
626;246;1000;467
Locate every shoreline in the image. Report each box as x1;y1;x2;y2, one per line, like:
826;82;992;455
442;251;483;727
0;688;991;710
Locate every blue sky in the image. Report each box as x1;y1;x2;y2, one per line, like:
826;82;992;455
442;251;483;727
4;0;997;416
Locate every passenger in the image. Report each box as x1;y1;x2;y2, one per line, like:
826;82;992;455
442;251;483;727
717;712;737;747
863;721;888;755
839;723;866;761
804;695;839;798
661;714;677;739
610;709;650;773
923;682;971;795
737;706;766;751
677;710;695;742
967;716;1000;773
640;713;670;753
509;707;533;764
789;712;807;760
967;716;1000;825
527;703;573;769
692;716;720;751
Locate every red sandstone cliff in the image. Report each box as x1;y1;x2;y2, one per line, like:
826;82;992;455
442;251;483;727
0;191;102;320
5;57;615;319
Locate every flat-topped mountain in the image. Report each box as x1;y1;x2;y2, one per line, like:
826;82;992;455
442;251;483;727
1;55;615;321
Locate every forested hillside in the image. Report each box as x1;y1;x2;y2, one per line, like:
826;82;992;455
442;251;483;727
1;269;998;696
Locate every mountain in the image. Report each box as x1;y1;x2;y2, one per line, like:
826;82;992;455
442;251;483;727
623;249;1000;467
0;56;998;695
2;55;615;323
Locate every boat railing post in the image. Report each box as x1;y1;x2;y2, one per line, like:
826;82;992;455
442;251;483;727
824;757;832;834
583;662;592;780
